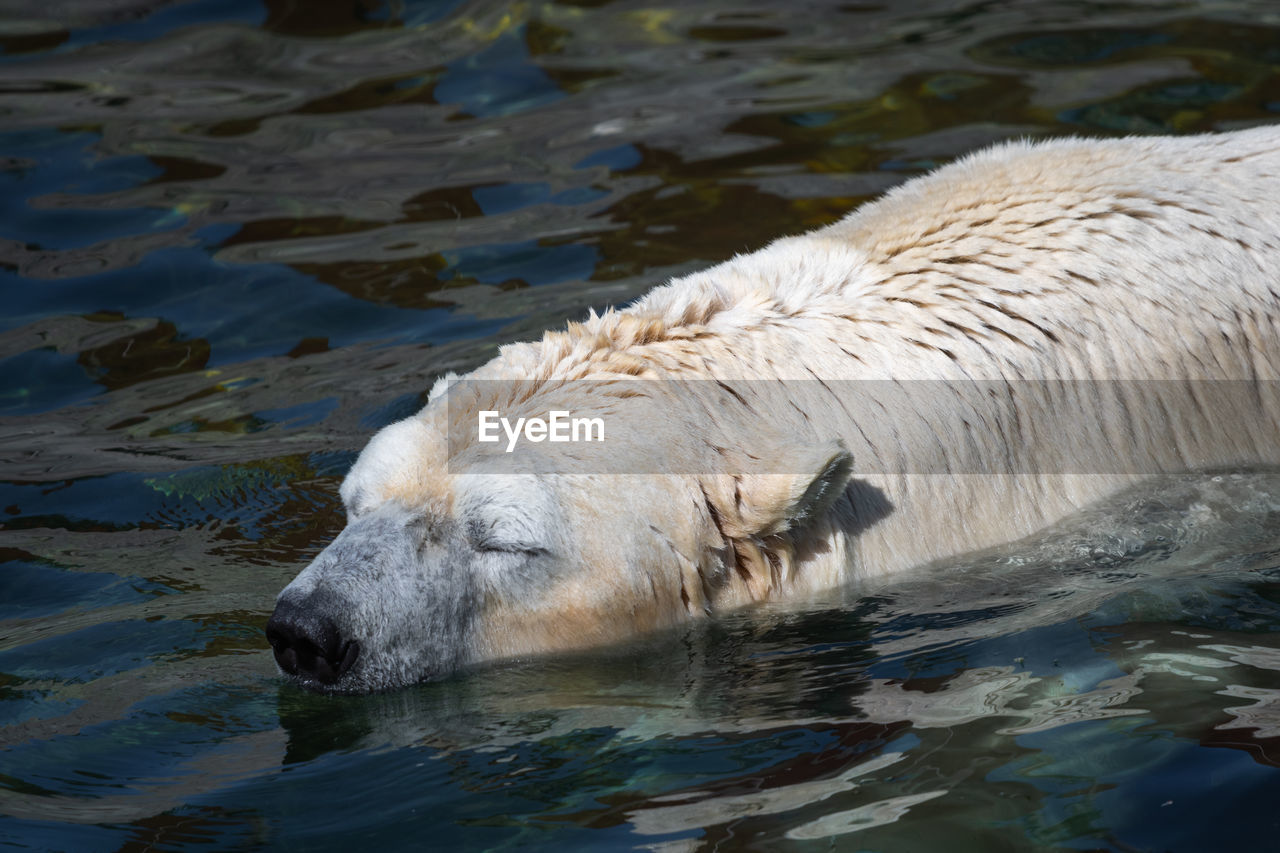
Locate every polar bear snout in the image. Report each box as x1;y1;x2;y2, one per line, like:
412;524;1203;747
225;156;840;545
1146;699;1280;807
268;502;486;692
265;597;361;685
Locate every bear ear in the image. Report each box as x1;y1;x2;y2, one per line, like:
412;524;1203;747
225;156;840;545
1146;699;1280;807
701;440;853;540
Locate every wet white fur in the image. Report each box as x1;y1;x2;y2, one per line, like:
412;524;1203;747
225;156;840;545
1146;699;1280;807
329;126;1280;672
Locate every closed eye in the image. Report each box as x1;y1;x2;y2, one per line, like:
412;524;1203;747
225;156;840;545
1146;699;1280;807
476;540;548;558
467;519;547;556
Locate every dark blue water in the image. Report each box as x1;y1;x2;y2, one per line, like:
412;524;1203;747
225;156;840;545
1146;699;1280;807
5;0;1280;849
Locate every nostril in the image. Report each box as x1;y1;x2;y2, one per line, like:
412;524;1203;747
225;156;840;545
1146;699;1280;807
265;622;300;675
265;601;359;685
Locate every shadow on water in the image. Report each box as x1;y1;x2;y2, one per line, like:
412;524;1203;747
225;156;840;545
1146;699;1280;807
4;0;1280;849
5;468;1280;846
243;471;1280;848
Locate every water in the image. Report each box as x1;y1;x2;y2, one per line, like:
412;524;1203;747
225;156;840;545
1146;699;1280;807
4;0;1280;848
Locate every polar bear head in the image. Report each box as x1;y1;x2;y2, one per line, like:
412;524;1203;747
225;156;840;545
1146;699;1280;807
265;380;854;694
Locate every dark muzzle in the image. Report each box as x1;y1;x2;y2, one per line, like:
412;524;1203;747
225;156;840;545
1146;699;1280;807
265;598;360;685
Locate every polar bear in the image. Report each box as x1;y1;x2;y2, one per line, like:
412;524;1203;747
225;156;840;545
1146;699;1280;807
267;126;1280;693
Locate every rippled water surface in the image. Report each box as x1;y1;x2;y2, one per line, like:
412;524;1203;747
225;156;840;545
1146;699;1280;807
5;0;1280;849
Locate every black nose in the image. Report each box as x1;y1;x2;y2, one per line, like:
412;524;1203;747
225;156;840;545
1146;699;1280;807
265;599;359;685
